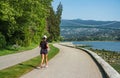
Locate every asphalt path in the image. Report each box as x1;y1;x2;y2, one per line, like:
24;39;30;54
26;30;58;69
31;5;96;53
20;44;103;78
0;47;40;70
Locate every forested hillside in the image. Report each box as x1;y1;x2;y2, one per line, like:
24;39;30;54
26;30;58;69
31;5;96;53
0;0;62;48
60;19;120;41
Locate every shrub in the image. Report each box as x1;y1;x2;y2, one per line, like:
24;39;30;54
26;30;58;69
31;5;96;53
0;32;6;48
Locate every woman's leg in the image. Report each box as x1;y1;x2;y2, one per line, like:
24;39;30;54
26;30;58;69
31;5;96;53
40;54;45;67
45;54;48;67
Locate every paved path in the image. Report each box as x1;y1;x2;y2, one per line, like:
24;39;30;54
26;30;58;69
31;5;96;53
20;44;103;78
0;47;40;70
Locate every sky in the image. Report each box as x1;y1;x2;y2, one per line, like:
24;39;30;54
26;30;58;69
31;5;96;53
52;0;120;21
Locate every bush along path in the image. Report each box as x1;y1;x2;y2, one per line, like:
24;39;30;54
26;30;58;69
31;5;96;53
0;43;38;56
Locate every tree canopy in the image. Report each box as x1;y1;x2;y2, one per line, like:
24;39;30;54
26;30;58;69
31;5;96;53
0;0;63;48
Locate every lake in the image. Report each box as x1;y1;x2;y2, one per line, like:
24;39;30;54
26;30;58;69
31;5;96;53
73;41;120;52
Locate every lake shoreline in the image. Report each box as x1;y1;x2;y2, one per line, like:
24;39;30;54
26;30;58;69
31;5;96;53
72;41;120;52
76;45;120;73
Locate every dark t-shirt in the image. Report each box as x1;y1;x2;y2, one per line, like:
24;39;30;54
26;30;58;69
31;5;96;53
40;41;48;49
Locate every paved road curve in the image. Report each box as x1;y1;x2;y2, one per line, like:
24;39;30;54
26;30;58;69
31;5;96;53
0;47;40;70
21;44;103;78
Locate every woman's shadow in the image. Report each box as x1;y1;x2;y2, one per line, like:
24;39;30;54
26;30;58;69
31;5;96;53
19;63;39;69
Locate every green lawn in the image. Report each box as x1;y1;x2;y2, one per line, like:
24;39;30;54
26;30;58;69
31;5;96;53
0;44;59;78
0;43;38;56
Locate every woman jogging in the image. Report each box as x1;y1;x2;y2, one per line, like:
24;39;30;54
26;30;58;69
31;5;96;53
39;35;49;68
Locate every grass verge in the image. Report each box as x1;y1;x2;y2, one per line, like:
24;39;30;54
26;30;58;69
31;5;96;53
0;43;38;56
0;44;59;78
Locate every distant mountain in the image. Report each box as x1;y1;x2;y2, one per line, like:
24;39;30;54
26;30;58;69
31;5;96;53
60;19;120;29
60;19;120;41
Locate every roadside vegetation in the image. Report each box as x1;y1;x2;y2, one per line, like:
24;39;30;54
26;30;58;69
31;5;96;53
0;44;59;78
0;43;38;56
89;48;120;73
0;0;62;49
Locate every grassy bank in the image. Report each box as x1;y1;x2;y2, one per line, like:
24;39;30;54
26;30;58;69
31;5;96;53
0;44;59;78
0;43;38;56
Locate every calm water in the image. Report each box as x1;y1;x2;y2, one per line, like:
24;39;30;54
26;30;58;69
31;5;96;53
73;41;120;52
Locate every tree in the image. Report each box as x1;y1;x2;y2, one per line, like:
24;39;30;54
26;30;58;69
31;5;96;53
47;2;63;41
55;2;63;40
0;0;53;47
